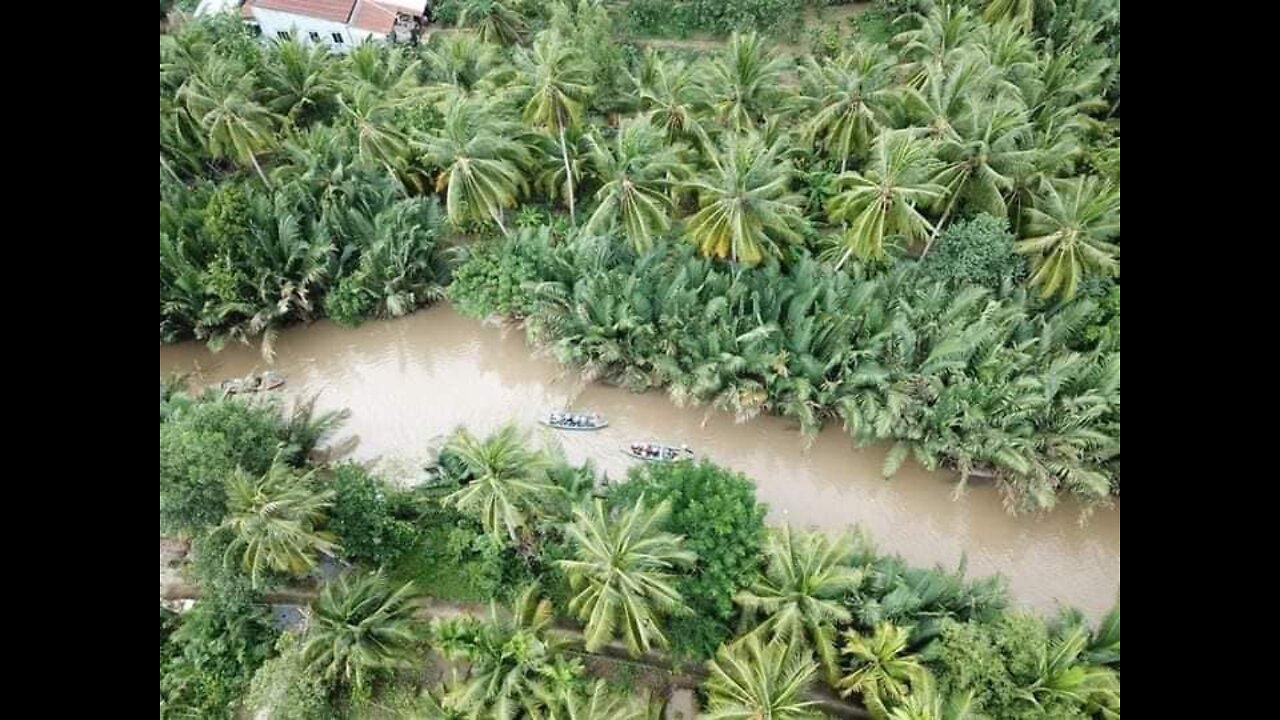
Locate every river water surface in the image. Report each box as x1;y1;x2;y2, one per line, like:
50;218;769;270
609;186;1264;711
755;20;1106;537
160;304;1119;619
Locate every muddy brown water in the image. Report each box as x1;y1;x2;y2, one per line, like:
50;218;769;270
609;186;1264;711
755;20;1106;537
159;304;1119;619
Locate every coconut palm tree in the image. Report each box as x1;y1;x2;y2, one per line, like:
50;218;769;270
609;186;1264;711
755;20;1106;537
799;44;894;172
219;461;338;588
583;119;690;252
735;525;863;683
337;88;414;192
512;33;594;225
178;57;279;186
711;32;788;132
983;0;1036;33
259;37;337;125
558;497;696;655
1015;176;1119;299
1021;623;1120;718
343;41;420;96
635;52;714;153
441;424;558;544
838;622;928;719
550;680;652;720
301;571;424;691
436;585;584;720
418;96;532;234
885;673;983;720
825;130;946;265
893;3;981;80
704;635;823;720
421;32;507;95
923;97;1035;256
684;133;809;266
458;0;526;46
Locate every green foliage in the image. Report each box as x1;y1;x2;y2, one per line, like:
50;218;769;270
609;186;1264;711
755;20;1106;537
301;571;425;692
919;213;1026;291
390;506;535;601
220;459;338;588
326;463;420;568
159;395;283;534
467;235;1120;512
246;633;331;720
432;585;584;718
925;612;1118;719
704;634;822;719
448;227;555;318
160;586;280;718
608;460;766;659
623;0;806;38
560;497;697;654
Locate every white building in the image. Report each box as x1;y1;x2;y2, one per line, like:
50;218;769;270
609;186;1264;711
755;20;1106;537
199;0;432;50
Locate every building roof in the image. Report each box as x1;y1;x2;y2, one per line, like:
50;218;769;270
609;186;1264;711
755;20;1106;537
350;0;397;32
247;0;357;23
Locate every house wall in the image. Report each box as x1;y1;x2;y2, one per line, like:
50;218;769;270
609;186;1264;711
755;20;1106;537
247;7;386;52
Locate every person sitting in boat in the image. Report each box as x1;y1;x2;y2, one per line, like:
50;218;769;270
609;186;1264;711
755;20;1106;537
550;412;562;424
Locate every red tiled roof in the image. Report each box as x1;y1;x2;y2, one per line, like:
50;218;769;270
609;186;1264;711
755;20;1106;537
247;0;357;23
350;0;398;32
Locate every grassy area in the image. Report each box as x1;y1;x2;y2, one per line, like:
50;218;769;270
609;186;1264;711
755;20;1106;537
388;524;498;602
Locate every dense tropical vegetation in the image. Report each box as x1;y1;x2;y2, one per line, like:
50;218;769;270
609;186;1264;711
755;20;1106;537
162;0;1119;512
161;1;1119;713
160;386;1119;717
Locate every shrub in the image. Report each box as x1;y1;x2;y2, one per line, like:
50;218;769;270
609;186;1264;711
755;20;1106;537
160;397;283;534
245;633;330;720
326;464;420;568
919;213;1026;291
608;460;766;658
160;585;279;718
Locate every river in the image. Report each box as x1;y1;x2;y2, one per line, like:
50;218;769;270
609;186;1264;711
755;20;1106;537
159;304;1119;619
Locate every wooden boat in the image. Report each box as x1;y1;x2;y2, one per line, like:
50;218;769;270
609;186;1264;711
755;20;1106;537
539;412;609;431
623;442;694;463
221;371;285;395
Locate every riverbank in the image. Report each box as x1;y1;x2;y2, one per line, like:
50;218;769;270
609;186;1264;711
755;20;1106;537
160;302;1119;619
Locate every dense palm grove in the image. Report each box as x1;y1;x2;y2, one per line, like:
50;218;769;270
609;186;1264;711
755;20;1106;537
162;0;1119;714
160;0;1120;513
160;388;1120;717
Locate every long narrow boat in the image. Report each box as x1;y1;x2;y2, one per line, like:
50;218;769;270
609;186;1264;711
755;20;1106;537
623;442;694;463
221;371;285;395
539;412;609;431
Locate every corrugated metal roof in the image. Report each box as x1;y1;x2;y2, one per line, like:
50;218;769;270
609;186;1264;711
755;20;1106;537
248;0;357;23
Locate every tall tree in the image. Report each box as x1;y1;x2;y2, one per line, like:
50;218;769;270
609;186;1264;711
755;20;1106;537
582;119;690;252
838;623;928;719
301;572;423;691
924;97;1035;256
1015;176;1119;299
635;51;714;153
259;37;336;125
825;130;946;265
441;424;558;544
458;0;526;46
178;57;280;186
684;133;809;265
559;497;696;655
418;96;532;234
219;461;338;588
735;526;862;683
799;44;893;172
513;33;594;225
711;32;788;132
436;585;583;720
704;635;823;720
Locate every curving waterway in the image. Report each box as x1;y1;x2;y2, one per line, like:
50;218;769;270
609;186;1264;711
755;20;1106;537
160;304;1119;619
